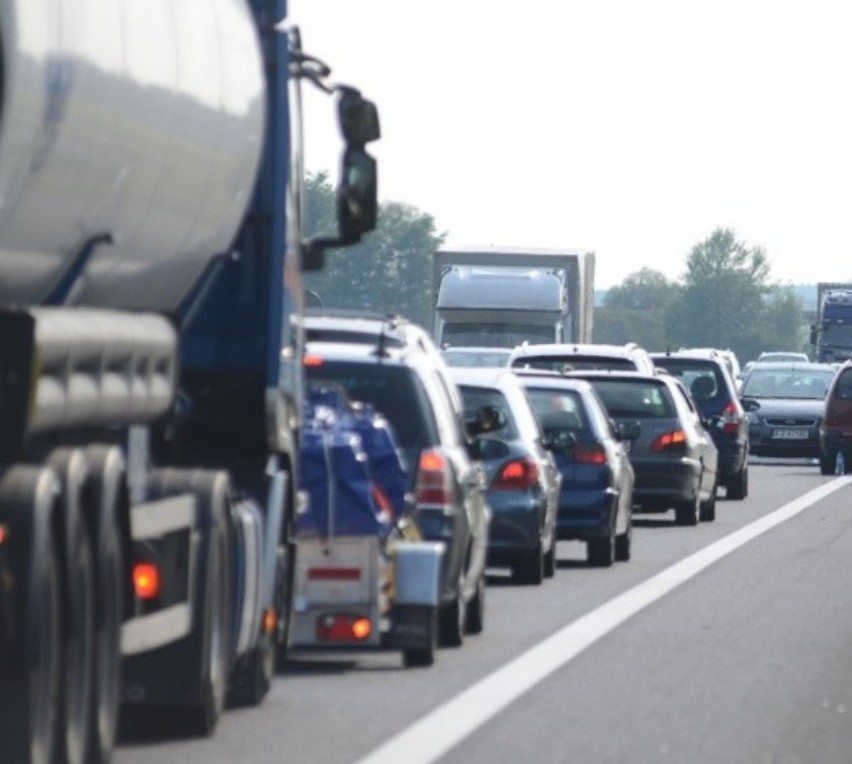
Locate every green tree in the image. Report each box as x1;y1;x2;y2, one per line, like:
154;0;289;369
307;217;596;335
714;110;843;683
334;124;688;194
302;173;445;328
595;268;677;350
666;227;803;362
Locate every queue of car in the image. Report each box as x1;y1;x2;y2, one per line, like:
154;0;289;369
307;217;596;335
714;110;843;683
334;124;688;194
298;312;848;665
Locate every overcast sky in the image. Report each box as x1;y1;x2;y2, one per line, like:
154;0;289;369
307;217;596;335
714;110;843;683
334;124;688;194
289;0;852;288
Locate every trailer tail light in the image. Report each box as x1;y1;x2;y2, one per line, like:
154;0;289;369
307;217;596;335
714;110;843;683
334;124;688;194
491;457;538;490
415;450;454;507
720;401;742;435
650;429;688;453
316;613;373;642
302;354;324;367
132;563;161;600
574;442;608;465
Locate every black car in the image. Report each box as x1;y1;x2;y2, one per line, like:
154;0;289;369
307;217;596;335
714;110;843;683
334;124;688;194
515;372;636;566
650;351;749;499
569;371;719;525
303;338;491;648
740;362;837;459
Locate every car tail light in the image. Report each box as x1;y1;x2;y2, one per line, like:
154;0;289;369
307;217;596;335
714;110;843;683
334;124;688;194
491;457;538;490
415;449;454;508
650;429;688;453
316;613;373;642
720;401;743;435
574;442;607;465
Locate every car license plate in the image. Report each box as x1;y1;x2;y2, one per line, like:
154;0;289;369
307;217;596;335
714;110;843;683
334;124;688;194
771;429;809;440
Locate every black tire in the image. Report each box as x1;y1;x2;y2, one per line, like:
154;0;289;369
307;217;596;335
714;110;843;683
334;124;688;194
83;446;126;763
228;637;274;707
513;539;544;585
675;494;700;526
438;595;465;647
820;451;836;475
0;466;63;764
588;533;615;567
543;537;557;578
700;479;717;522
726;464;749;500
465;573;486;635
49;449;97;764
615;517;632;562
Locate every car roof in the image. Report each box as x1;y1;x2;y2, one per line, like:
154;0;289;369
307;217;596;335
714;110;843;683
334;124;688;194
448;366;519;388
510;342;645;358
746;361;835;372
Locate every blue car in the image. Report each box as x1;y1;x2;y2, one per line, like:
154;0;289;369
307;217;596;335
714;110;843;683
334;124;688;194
449;368;561;585
514;372;636;566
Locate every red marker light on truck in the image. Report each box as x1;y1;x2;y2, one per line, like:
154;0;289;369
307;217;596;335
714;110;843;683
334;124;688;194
302;354;325;367
133;563;161;600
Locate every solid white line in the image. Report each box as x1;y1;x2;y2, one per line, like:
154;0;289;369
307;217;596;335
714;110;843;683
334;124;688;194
357;477;852;764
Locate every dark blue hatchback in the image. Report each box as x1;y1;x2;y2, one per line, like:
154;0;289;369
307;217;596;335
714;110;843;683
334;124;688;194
514;373;635;567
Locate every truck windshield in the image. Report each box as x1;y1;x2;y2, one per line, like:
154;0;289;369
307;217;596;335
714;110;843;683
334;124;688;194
823;323;852;346
442;323;555;348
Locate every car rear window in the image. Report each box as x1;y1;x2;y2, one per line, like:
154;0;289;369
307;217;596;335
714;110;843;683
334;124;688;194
457;386;519;440
512;355;638;372
523;387;588;432
306;361;436;448
585;379;675;418
653;359;728;403
835;369;852;400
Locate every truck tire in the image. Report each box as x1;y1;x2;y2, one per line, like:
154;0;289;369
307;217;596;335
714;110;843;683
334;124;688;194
227;637;274;707
48;448;97;764
0;465;63;764
121;470;232;737
83;446;127;763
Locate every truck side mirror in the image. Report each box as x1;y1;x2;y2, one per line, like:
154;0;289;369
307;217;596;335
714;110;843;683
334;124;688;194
337;147;377;242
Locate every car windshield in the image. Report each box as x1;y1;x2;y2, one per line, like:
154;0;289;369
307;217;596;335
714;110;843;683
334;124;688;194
742;369;836;399
823;323;852;346
442;323;554;347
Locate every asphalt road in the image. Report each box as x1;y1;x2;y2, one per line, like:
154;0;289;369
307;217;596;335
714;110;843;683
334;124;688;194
117;460;852;764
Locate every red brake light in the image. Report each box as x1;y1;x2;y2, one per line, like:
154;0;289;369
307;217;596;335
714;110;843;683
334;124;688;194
574;443;608;465
316;613;373;642
303;354;325;367
133;563;161;600
720;401;742;435
415;450;453;505
650;429;688;452
491;458;538;490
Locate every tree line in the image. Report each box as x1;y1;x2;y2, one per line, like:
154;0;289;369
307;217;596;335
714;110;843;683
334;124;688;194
304;172;810;363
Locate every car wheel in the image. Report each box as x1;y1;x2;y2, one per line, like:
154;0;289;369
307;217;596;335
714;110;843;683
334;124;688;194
543;537;557;578
726;463;748;500
675;494;700;526
615;517;632;562
819;451;836;476
438;571;465;648
464;574;486;634
700;480;717;522
513;539;544;585
588;533;615;567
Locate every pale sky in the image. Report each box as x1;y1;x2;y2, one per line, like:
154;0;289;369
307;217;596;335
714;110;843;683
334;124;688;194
289;0;852;288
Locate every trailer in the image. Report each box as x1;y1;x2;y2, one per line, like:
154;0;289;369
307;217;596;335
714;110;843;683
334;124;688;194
0;1;380;761
431;247;595;349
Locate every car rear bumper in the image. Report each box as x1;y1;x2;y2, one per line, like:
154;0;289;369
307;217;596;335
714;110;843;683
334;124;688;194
485;491;544;560
555;487;618;540
632;458;700;511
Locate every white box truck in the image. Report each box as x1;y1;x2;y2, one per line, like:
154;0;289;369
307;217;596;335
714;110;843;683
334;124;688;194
431;247;595;349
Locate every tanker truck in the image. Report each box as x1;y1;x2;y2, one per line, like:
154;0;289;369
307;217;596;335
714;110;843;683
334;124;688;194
0;1;380;761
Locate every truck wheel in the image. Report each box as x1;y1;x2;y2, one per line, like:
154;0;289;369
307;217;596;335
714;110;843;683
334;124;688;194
84;446;126;763
0;466;63;764
228;637;274;707
49;448;97;764
143;469;232;737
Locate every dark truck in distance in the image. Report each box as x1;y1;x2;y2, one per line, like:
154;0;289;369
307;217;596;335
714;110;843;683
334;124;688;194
810;282;852;363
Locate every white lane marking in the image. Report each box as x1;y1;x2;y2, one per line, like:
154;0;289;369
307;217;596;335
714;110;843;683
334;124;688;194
358;477;852;764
